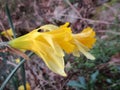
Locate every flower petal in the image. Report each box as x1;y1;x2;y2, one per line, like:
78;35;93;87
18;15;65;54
33;41;66;76
73;40;95;60
39;24;59;31
42;34;64;57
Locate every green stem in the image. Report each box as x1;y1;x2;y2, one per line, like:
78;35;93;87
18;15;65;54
20;58;26;90
0;52;33;90
5;3;16;38
12;77;18;90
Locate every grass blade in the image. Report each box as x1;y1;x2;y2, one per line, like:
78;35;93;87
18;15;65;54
5;3;16;38
0;52;33;90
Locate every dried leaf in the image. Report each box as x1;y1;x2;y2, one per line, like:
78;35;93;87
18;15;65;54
53;6;66;20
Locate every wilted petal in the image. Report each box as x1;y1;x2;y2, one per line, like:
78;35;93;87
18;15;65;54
73;40;95;60
39;24;59;31
33;41;66;76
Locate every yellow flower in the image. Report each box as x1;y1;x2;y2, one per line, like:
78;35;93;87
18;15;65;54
1;29;13;39
8;23;74;77
8;22;96;76
18;83;31;90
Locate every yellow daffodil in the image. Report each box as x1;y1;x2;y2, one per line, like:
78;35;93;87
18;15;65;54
8;23;75;77
1;29;13;39
8;22;96;76
18;83;31;90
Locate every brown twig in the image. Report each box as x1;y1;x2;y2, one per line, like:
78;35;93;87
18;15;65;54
98;30;120;35
52;14;116;25
65;0;82;18
62;0;118;25
7;61;17;67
